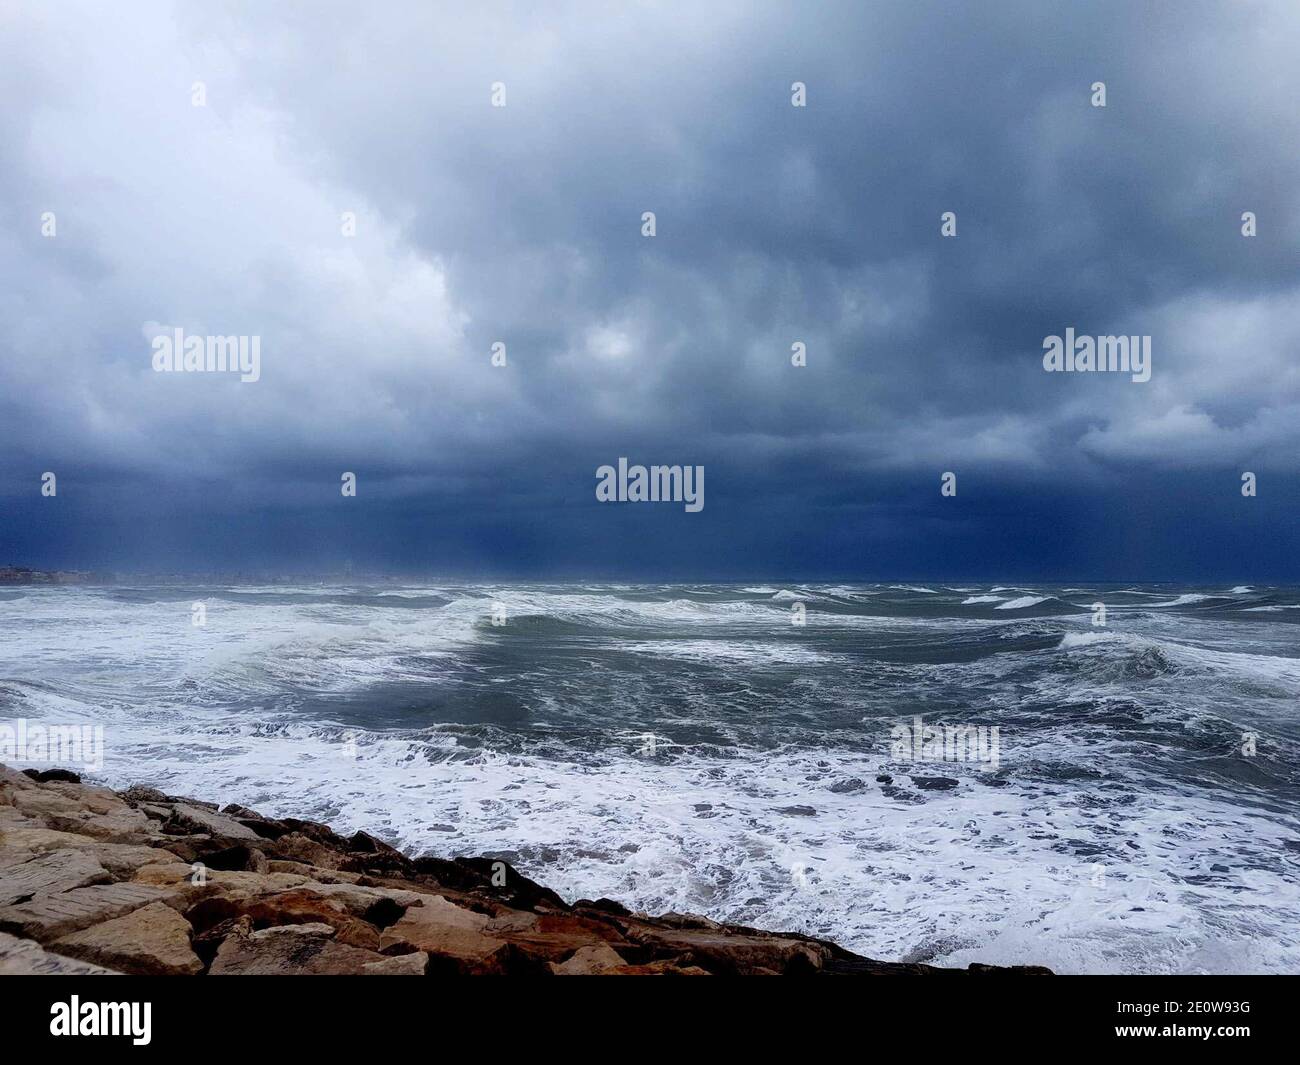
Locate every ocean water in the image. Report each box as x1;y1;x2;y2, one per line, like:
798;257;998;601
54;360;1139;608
1;581;1297;974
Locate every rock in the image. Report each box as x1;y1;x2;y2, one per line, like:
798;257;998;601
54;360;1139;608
347;830;403;856
363;950;428;975
121;785;179;805
0;824;116;856
0;805;35;829
238;888;384;950
911;776;960;790
0;827;174;880
50;901;202;976
209;922;389;975
131;862;200;887
267;860;363;884
41;809;156;843
620;923;829;975
0;848;112;906
576;897;631;917
0;764;40;790
378;895;515;974
266;832;349;869
291;880;424;920
186;869;310;901
0;929;120;974
167;803;262;842
197;844;269;873
549;942;628;975
85;844;182;878
485;911;631;963
610;959;711;975
21;768;80;783
454;856;570;911
10;787;91;819
215;804;286;839
0;882;173;941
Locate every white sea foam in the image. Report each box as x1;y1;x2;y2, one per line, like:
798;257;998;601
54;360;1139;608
1148;593;1212;607
1058;631;1121;649
627;640;836;666
962;595;1005;605
995;595;1052;610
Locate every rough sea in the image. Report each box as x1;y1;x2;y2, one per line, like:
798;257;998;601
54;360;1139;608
2;581;1297;974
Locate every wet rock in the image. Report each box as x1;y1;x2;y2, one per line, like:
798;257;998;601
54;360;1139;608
21;768;81;784
455;856;569;911
911;776;960;791
620;923;829;975
575;897;631;917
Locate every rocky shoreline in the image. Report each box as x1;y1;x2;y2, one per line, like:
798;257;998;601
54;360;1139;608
0;763;1051;976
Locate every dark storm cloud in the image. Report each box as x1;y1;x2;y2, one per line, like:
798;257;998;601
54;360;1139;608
1;1;1298;576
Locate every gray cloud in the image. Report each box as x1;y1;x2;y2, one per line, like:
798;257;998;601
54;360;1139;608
1;0;1298;574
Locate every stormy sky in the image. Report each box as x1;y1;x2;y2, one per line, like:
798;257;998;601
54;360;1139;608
1;0;1298;580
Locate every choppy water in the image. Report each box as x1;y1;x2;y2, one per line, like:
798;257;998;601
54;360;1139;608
2;581;1298;974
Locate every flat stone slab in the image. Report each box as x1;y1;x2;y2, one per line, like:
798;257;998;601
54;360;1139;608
169;804;261;842
0;848;111;906
0;881;171;941
0;930;119;975
52;901;203;976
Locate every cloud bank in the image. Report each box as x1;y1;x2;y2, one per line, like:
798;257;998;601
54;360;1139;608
1;0;1298;577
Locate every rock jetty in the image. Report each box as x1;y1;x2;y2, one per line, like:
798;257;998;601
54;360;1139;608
0;763;1051;976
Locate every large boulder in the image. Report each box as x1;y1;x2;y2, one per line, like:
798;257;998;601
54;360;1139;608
378;895;517;974
0;848;111;906
50;901;203;976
